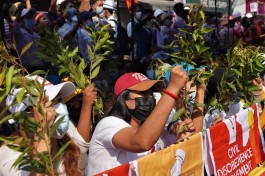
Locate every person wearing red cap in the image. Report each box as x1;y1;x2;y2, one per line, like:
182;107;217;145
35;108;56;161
87;66;195;175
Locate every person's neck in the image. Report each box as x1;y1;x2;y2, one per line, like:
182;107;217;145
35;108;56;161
130;117;141;129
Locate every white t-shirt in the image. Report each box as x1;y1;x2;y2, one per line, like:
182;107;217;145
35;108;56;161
0;121;89;176
88;115;177;175
0;145;29;176
87;116;131;175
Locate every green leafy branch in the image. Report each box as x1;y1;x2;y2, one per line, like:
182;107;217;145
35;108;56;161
36;24;114;119
212;41;265;112
164;5;213;122
0;42;71;175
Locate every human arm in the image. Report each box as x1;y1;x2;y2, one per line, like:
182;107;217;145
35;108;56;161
252;77;263;102
79;0;91;13
59;20;80;41
29;96;56;176
32;96;56;155
26;0;31;9
112;66;188;152
48;0;57;15
190;83;206;133
77;86;97;142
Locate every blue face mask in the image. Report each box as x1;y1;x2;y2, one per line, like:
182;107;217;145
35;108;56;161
68;7;77;18
135;12;142;20
87;20;95;29
23;18;35;30
53;103;70;139
96;6;103;15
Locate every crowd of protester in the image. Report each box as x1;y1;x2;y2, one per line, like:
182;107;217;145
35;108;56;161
1;0;265;175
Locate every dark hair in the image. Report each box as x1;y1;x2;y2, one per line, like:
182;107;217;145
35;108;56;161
130;4;143;12
104;8;113;14
108;90;132;123
59;0;74;12
173;2;184;15
90;0;101;5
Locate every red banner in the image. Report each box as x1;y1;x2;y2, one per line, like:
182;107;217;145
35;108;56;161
205;104;265;176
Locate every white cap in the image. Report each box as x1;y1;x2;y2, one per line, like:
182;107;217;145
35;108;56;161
6;75;75;114
232;11;242;19
154;9;164;18
56;0;65;6
103;0;117;10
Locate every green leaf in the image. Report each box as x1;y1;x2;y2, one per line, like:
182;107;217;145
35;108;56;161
12;147;31;168
235;79;243;89
16;88;26;104
57;54;65;61
68;47;78;58
20;42;33;56
171;107;185;122
87;46;94;61
52;140;71;162
193;103;205;108
0;136;23;143
0;69;6;86
58;68;68;76
210;98;218;107
95;33;109;52
50;116;65;136
5;65;14;96
227;82;237;92
195;44;200;52
91;57;104;71
248;85;259;91
91;65;100;79
233;69;242;77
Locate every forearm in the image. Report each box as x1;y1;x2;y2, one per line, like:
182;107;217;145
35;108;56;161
26;0;31;9
64;22;79;40
132;88;180;150
191;89;205;133
49;0;57;15
79;0;90;12
77;105;92;142
32;133;50;159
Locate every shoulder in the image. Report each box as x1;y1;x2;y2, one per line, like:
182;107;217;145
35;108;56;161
93;116;131;138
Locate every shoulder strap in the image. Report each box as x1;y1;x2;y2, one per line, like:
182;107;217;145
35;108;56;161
108;19;118;24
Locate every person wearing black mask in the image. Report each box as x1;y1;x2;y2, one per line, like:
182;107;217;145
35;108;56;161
88;66;196;175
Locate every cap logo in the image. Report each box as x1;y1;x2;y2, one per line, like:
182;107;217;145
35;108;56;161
35;76;53;86
132;73;148;81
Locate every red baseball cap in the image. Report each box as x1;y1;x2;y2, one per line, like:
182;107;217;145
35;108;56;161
114;72;162;99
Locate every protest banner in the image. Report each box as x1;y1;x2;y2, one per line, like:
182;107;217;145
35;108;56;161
95;132;203;176
205;104;265;176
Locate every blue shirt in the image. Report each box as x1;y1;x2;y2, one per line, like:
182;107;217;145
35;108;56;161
13;21;42;66
77;28;92;64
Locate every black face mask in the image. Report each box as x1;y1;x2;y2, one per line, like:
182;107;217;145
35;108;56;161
129;96;156;122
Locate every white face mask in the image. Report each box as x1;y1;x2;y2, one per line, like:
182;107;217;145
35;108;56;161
53;103;70;139
135;12;142;20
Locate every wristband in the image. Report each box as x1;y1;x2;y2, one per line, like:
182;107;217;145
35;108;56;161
163;89;178;100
